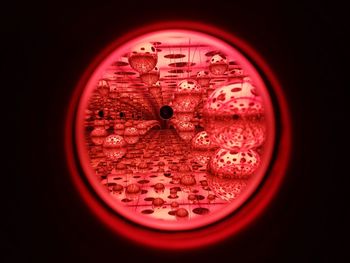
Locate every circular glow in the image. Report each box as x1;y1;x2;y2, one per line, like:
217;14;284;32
77;29;274;230
66;21;291;250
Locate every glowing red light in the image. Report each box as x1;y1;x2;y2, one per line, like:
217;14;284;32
65;21;291;250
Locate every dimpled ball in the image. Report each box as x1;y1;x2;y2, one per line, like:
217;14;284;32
203;82;266;150
208;148;260;179
196;70;211;87
123;127;139;145
209;54;228;75
90;127;108;145
175;80;202;96
102;135;127;161
191;131;216;150
128;42;158;74
140;66;160;86
208;176;248;201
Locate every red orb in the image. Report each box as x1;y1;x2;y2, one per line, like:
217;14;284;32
97;79;110;97
140;67;160;86
102;135;127;161
209;54;228;75
208;148;260;179
208;177;248;201
196;70;211;87
128;43;158;73
123;127;140;144
90;127;107;145
203;82;266;150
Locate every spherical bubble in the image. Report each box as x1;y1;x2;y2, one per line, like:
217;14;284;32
176;208;189;218
191;131;216;150
188;194;197;203
209;54;228;75
109;84;119;99
128;43;158;73
152;197;165;208
230;67;245;78
176;121;195;132
125;183;141;200
114;123;125;135
124;127;138;136
208;148;260;179
112;184;124;194
102;135;127;161
173;97;197;113
207;176;248;201
180;175;196;193
132;42;157;54
154;183;165;193
173;111;194;122
124;121;133;127
176;123;195;142
175;121;196;141
178;164;192;174
114;163;127;175
210;122;265;151
137;161;148;173
90;127;108;145
204;82;262;113
103;134;126;147
191;151;214;166
190;131;217;165
141;66;160;86
176;79;202;95
170;201;179;209
196;70;211;87
203;82;266;150
94;119;107;126
126;183;140;193
148;80;162;98
197;70;210;78
124;127;140;145
97;79;110;97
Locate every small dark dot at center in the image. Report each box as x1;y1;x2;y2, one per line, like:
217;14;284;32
98;110;104;118
160;105;173;120
232;114;240;120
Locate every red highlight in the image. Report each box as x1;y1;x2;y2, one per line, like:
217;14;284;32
65;21;291;250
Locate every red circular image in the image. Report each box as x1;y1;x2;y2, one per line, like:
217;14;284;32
65;21;291;250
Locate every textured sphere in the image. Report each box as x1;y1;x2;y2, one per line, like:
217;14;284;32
102;135;127;160
176;79;202;95
208;176;248;201
176;121;195;132
152;197;165;207
128;43;157;73
209;54;228;75
140;66;160;86
203;82;266;150
124;127;140;144
97;79;110;97
126;184;140;194
196;70;211;87
180;175;196;186
154;183;165;192
191;131;216;150
90;127;108;145
176;208;189;218
103;134;126;147
208;148;260;179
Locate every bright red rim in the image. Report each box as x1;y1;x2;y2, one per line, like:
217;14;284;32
65;21;292;251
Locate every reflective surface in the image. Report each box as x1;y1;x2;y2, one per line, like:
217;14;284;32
75;29;276;230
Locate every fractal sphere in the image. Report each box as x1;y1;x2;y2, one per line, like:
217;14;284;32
74;28;276;231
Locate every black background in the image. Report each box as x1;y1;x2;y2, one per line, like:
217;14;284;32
7;1;347;262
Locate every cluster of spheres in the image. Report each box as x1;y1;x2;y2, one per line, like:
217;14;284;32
76;29;274;231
